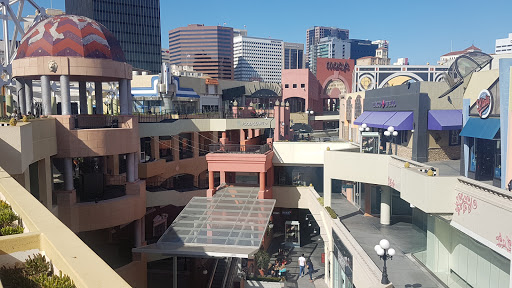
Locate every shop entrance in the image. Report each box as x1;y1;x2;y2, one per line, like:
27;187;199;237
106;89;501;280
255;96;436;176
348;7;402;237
476;138;495;181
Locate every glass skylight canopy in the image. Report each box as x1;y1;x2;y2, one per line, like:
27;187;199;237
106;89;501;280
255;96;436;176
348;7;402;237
134;186;275;258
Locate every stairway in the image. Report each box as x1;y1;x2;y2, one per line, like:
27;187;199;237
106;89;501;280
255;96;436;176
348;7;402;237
210;258;227;288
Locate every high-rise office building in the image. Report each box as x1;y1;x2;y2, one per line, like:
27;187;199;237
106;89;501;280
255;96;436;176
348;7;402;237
283;42;304;69
233;36;283;83
168;24;234;80
306;26;349;70
349;39;378;60
309;37;351;74
65;0;162;73
496;33;512;54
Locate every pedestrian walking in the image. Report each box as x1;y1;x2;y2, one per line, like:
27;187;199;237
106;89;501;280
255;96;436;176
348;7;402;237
298;254;306;277
307;259;314;282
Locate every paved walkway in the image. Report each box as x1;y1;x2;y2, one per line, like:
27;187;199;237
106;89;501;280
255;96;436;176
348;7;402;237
267;233;328;288
331;194;443;288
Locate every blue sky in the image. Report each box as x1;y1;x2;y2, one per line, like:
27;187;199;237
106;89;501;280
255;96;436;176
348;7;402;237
33;0;512;65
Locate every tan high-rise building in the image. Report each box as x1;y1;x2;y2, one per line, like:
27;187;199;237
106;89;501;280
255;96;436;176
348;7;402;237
168;24;234;79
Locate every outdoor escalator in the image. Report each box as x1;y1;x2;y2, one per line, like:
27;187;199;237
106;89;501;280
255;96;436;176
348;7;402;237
210;258;227;288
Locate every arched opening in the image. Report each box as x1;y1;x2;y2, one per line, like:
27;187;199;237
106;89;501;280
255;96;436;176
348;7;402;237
287;97;305;113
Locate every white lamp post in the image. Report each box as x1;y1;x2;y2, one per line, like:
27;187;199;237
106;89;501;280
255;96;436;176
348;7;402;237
384;126;398;155
374;239;395;284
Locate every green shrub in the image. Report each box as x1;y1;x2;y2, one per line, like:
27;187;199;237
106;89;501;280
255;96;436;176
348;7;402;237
0;200;11;210
246;275;283;282
1;226;24;236
0;208;19;228
254;249;270;271
0;254;76;288
32;273;75;288
317;197;324;206
24;254;51;277
325;206;338;219
0;265;37;288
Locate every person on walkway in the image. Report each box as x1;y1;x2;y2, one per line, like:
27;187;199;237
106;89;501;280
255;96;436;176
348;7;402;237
298;254;306;277
307;259;314;282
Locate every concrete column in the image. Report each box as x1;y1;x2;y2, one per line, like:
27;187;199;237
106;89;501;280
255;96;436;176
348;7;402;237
79;81;87;114
5;88;13;114
51;91;57;114
248;129;254;139
134;218;142;247
60;75;71;115
24;79;33;115
163;97;172;114
127;153;135;183
323;175;331;207
240;129;246;145
208;171;215;190
173;256;178;288
38;157;52;208
380;186;392;225
87;96;93;114
95;82;103;114
193;132;199;158
255;129;261;137
119;79;128;115
41;75;52;115
212;131;219;143
134;152;139;180
220;171;226;184
151;137;160;160
113;97;119;114
63;158;74;191
127;80;133;115
259;172;266;192
16;78;25;114
172;137;180;160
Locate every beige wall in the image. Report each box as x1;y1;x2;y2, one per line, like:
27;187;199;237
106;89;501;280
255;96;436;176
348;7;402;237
139;118;273;138
0;168;129;287
54;115;139;158
57;180;146;233
272;142;357;166
13;56;132;81
0;119;57;175
323;151;458;213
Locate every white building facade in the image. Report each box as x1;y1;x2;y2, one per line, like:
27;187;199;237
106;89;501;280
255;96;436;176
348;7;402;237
496;33;512;54
233;36;283;83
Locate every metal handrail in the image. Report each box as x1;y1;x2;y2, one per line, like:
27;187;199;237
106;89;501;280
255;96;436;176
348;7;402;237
207;259;219;288
209;143;270;154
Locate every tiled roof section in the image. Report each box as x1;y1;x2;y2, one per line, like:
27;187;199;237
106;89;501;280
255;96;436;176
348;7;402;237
16;15;125;62
441;45;481;57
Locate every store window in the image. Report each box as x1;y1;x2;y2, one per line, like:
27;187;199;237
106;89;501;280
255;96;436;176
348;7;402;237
495;141;501;179
449;130;461;146
469;138;476;172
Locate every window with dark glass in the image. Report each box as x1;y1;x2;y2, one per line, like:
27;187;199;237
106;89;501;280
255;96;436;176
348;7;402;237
293;84;297;88
449;130;461;146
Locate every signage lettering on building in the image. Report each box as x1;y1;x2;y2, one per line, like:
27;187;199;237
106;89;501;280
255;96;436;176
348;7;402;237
476;89;492;119
327;62;350;72
242;121;267;127
205;78;219;85
372;99;397;108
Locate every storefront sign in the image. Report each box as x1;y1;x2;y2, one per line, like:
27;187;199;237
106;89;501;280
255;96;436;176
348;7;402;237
205;78;219;85
282;210;292;216
327;61;350;72
372;99;397;108
476;89;492;119
242;121;267;127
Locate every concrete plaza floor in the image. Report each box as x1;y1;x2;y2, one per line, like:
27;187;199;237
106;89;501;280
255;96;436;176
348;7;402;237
331;193;444;288
266;232;329;288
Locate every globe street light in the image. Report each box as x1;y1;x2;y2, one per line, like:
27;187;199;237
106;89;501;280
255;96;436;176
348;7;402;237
384;126;398;155
374;239;395;284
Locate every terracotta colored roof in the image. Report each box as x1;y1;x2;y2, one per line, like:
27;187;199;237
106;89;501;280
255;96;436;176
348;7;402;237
16;15;125;62
441;45;481;57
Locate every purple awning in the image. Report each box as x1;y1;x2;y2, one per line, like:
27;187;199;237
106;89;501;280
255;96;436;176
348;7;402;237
383;112;414;130
428;110;462;130
361;111;396;129
354;111;372;125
